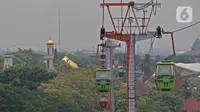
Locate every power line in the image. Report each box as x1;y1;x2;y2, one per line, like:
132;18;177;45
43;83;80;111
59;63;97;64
172;20;200;33
102;0;105;27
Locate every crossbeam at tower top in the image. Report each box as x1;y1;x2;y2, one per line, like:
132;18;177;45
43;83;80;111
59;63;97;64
100;2;161;7
100;0;161;36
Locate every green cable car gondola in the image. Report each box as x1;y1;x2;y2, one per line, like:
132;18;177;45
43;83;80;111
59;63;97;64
96;68;111;92
155;60;176;91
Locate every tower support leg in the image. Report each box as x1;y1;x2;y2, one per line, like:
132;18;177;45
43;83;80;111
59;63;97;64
105;39;120;112
126;35;136;112
110;47;115;112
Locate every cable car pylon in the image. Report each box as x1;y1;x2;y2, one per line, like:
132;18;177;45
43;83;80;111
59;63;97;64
99;0;161;112
96;39;120;112
104;39;120;112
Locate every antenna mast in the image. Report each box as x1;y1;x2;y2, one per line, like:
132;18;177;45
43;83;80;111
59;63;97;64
58;8;61;52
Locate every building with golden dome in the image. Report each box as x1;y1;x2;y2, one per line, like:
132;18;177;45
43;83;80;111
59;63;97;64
44;39;54;70
47;39;54;45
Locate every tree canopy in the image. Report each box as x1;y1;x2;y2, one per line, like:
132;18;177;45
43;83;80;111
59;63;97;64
0;49;199;112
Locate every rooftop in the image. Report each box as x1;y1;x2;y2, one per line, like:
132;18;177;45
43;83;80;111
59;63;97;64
179;38;200;56
191;38;200;50
179;50;200;56
175;63;200;73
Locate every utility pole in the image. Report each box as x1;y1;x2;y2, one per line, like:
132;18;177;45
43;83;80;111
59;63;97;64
58;8;61;52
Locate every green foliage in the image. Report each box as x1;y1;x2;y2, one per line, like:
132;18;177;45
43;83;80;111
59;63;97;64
180;80;193;99
0;49;45;71
0;65;56;89
45;65;100;112
115;88;185;112
0;49;197;112
65;54;95;67
0;63;100;112
115;90;126;111
54;52;95;69
0;83;85;112
146;89;184;112
13;49;45;67
142;54;152;75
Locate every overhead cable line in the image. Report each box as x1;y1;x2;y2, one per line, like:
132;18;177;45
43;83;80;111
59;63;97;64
148;37;155;55
102;0;105;27
172;20;200;33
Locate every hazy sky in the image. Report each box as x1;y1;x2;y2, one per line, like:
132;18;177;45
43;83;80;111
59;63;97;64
0;0;199;53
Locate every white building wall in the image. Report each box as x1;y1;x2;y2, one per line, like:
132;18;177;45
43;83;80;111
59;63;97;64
175;65;200;79
3;55;13;69
44;44;54;70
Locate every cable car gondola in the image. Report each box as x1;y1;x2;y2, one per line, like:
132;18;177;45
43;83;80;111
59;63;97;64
118;66;124;77
155;60;176;91
99;95;108;108
96;68;111;92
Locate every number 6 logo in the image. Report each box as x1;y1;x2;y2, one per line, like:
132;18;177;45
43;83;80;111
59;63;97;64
176;6;193;23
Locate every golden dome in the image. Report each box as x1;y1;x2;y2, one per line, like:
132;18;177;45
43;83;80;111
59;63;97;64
47;39;54;45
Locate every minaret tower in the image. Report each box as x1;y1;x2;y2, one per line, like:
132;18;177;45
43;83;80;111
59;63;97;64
44;39;54;70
